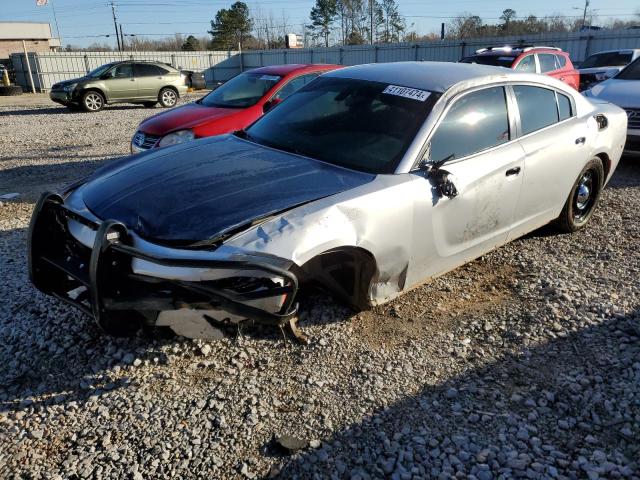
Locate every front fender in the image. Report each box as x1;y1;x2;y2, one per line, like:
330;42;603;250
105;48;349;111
226;174;427;304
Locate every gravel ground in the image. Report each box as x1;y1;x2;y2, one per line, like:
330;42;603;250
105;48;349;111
1;101;639;479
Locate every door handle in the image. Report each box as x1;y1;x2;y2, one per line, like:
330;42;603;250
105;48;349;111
575;137;586;145
505;167;521;177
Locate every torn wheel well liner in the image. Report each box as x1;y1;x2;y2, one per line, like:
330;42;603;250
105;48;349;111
297;246;378;310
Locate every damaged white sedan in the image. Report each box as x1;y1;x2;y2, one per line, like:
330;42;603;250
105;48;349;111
28;62;627;339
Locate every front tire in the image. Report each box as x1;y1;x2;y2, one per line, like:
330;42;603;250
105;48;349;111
81;90;104;112
555;157;604;233
158;87;177;108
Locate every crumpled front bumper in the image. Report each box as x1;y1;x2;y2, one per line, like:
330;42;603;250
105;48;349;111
28;192;299;333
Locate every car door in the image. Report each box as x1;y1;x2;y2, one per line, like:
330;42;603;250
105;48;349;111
104;63;137;101
424;85;525;261
134;63;164;99
508;84;588;239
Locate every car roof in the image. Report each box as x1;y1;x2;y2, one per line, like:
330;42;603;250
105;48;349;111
324;61;512;93
586;48;640;55
248;63;340;76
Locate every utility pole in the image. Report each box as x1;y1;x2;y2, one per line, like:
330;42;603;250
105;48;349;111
110;2;121;51
369;0;373;45
119;24;125;51
50;0;62;44
582;0;590;28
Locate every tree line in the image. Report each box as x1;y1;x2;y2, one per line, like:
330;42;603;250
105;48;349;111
64;2;640;52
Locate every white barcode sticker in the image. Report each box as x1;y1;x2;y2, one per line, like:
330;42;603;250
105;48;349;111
382;85;431;102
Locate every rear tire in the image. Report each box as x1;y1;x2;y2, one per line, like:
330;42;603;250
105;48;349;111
555;157;604;233
158;87;177;108
81;90;104;112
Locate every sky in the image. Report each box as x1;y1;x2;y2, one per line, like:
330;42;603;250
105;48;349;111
1;0;639;48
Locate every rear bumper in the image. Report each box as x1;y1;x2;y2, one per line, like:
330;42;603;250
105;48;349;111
28;192;299;333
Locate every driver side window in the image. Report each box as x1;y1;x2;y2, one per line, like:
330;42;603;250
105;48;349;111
515;55;536;73
108;64;133;78
428;86;510;163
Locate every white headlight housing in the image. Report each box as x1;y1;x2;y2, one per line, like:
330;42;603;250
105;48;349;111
158;130;195;147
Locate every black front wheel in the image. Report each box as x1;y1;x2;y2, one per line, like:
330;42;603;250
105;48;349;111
555;158;604;233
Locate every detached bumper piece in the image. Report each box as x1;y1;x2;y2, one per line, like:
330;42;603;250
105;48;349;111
28;192;299;334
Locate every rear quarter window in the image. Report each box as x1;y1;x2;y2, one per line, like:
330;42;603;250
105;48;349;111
556;55;567;67
557;93;573;121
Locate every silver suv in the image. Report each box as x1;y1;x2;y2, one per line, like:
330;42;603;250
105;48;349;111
50;61;189;112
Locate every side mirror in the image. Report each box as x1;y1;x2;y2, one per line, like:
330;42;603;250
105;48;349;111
263;97;282;113
420;145;458;199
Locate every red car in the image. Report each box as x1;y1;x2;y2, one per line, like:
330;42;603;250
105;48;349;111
460;45;580;90
131;63;341;152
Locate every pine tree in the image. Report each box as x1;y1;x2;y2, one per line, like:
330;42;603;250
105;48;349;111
307;0;338;47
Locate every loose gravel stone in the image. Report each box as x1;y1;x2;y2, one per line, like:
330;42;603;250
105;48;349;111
1;100;639;479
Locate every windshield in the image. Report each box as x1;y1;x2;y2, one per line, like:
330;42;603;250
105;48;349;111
200;72;282;108
87;63;115;78
461;55;515;68
615;57;640;80
581;51;633;68
245;77;438;174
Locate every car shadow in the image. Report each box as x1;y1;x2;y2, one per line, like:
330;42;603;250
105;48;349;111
274;309;640;478
608;156;640;189
0;225;176;414
0;104;155;117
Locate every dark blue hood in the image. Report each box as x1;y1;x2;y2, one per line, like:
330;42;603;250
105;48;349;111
81;135;373;244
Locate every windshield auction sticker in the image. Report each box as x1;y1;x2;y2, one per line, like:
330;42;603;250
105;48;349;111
260;75;281;82
383;85;431;102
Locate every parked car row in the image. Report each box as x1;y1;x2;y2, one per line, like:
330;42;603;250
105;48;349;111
31;59;627;338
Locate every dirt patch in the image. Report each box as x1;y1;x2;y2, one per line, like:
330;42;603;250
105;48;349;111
353;259;517;349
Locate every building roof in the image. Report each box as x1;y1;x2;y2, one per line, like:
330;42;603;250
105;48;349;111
325;61;510;93
0;22;54;40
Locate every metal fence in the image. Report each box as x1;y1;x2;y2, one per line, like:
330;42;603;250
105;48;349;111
242;28;640;69
10;50;239;92
10;28;640;92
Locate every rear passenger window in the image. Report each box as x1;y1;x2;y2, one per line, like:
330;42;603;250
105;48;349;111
557;93;572;120
538;54;558;73
514;86;559;135
136;64;163;77
429;87;510;162
556;55;567;67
